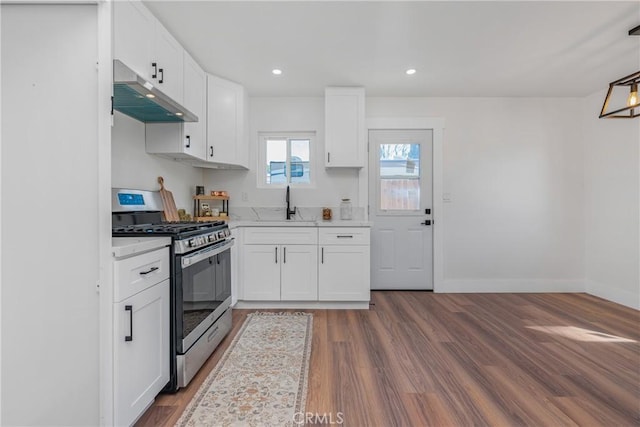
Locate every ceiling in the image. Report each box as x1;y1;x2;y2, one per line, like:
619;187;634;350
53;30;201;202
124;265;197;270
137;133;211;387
144;1;640;98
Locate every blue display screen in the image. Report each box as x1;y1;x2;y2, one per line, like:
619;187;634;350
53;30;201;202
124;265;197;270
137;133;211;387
118;193;144;206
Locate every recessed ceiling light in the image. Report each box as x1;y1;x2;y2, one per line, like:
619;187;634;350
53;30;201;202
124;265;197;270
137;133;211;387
145;93;156;98
406;69;417;75
272;69;283;75
175;112;183;117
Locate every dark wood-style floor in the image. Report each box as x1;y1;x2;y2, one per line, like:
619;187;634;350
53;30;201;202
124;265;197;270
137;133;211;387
136;292;640;426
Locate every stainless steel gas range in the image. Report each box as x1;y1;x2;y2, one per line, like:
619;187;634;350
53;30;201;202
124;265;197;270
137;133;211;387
112;188;233;391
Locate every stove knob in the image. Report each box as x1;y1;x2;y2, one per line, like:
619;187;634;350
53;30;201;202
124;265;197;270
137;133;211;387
218;231;225;239
188;239;196;247
209;235;215;242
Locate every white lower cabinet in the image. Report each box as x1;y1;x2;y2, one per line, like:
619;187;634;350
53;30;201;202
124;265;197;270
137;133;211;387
112;240;170;427
319;245;370;301
243;244;318;301
240;226;370;303
114;280;170;427
318;228;370;301
281;245;318;300
243;244;281;300
242;227;319;301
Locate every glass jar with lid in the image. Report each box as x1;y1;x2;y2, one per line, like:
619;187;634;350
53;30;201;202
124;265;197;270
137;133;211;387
340;198;352;220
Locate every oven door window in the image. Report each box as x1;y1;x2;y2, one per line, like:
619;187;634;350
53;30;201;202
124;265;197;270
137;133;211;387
181;255;219;340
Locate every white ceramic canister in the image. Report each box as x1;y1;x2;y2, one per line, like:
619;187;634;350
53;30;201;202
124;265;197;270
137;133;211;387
340;198;352;220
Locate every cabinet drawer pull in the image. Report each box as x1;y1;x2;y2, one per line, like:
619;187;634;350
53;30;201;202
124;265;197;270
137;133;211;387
283;247;287;263
275;247;278;264
158;68;164;84
321;247;324;264
151;62;158;79
139;266;159;276
337;235;353;238
185;135;191;148
125;305;133;342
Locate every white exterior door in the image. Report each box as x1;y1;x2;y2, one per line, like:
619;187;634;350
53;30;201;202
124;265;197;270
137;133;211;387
369;129;434;290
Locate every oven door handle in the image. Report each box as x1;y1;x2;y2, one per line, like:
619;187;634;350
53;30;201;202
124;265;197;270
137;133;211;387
181;238;234;269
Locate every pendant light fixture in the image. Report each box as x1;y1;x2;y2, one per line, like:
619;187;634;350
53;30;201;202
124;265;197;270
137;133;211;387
599;71;640;118
599;25;640;119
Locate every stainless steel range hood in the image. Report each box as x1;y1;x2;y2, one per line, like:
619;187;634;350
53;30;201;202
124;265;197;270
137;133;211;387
113;60;198;123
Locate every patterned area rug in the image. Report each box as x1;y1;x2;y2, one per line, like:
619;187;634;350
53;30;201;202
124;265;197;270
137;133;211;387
176;312;313;427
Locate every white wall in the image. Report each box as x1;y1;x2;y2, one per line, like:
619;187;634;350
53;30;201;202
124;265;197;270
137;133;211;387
2;5;103;425
368;97;585;292
112;112;203;211
203;97;360;209
582;90;640;310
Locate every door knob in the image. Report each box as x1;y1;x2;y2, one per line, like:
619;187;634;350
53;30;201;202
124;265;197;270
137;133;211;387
421;220;432;226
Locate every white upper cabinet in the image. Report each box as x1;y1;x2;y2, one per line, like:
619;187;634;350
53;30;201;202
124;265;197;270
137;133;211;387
182;51;207;159
145;52;206;160
205;74;248;168
145;51;207;162
113;1;155;81
113;0;184;103
152;23;184;104
324;87;366;168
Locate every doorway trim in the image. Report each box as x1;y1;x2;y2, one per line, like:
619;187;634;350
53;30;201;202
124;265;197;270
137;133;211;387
365;117;445;292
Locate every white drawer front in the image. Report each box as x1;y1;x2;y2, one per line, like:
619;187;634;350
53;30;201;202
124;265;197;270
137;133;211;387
114;247;170;302
243;227;318;245
319;227;370;245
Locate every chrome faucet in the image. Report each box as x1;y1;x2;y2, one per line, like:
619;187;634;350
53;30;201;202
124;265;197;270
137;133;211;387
286;185;296;220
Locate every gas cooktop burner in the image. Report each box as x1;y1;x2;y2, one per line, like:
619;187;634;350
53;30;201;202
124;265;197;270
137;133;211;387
112;220;226;235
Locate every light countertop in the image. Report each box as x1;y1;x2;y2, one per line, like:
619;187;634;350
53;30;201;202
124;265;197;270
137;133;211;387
230;219;372;228
112;236;172;258
227;207;372;228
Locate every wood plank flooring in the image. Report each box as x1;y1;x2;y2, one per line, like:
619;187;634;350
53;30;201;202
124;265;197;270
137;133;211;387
136;292;640;426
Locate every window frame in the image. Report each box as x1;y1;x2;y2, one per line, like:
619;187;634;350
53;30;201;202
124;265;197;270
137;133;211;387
257;131;316;189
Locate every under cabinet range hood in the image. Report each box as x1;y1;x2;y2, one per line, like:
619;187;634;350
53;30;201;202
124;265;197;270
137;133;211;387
112;60;198;123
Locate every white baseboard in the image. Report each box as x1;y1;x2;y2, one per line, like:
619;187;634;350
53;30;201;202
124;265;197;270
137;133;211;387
437;279;585;293
585;280;640;310
233;300;370;310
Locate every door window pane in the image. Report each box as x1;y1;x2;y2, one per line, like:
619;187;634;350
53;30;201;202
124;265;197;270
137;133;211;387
379;143;420;210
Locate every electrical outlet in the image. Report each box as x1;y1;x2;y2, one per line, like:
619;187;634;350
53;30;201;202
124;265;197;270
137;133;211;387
241;192;248;202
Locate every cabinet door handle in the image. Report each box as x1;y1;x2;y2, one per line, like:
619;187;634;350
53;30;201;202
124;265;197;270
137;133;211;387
275;247;278;264
151;62;158;79
139;266;159;276
327;152;330;163
125;305;133;342
185;135;191;148
210;146;214;158
337;235;353;239
158;68;164;84
321;247;324;264
283;247;286;264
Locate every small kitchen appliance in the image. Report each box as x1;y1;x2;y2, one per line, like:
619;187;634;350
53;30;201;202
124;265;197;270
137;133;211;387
112;188;233;392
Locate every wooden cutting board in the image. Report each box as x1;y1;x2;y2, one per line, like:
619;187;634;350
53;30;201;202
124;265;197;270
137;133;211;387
158;176;180;222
